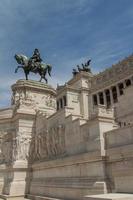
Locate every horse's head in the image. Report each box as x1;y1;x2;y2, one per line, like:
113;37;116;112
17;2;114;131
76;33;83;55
14;54;28;66
14;54;22;64
47;64;52;77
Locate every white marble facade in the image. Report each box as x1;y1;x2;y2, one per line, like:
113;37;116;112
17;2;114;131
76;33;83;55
0;55;133;200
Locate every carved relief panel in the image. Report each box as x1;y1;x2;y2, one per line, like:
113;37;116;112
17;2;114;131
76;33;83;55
30;124;66;163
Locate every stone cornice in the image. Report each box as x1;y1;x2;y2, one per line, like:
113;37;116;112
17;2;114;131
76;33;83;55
67;71;93;85
31;151;105;170
12;79;56;96
12;111;36;121
57;71;93;94
0;107;13;120
57;85;80;96
57;85;90;97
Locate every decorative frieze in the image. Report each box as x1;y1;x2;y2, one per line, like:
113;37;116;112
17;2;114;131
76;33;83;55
13;132;31;161
45;95;56;108
11;79;56;115
30;124;66;163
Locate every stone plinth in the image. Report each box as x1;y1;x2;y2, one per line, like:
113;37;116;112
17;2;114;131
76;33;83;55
11;79;56;117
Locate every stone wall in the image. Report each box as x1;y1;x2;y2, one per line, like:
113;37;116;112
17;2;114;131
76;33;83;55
27;102;115;199
28;152;108;200
104;86;133;194
105;125;133;193
114;86;133;124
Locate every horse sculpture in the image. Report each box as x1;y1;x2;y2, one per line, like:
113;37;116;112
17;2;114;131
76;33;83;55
14;54;52;83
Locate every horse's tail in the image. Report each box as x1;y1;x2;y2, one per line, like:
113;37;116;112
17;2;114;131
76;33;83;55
47;65;52;77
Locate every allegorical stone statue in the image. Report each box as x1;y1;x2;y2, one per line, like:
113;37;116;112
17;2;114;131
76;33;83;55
80;59;91;72
14;49;52;83
72;68;78;76
72;59;92;76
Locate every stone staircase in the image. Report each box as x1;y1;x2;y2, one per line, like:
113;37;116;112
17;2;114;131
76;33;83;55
84;193;133;200
0;195;30;200
27;195;63;200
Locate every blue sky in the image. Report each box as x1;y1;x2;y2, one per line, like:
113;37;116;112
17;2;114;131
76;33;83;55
0;0;133;107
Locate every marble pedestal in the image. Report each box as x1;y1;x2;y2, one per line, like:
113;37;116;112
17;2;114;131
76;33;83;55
0;80;56;200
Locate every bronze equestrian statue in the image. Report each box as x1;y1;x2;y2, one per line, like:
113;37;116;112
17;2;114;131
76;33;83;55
14;49;52;83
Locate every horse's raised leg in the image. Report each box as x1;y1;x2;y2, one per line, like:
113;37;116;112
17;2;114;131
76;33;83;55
15;67;18;73
15;66;22;73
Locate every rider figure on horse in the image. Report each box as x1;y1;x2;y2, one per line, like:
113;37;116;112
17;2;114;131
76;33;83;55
29;48;42;71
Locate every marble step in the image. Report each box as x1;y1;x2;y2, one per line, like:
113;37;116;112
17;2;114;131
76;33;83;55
84;193;133;200
27;195;63;200
0;195;30;200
